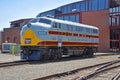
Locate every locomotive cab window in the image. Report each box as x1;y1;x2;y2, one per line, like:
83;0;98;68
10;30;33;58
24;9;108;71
30;19;38;23
39;18;51;24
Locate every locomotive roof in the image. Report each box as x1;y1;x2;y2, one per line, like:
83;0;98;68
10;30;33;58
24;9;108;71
38;17;99;30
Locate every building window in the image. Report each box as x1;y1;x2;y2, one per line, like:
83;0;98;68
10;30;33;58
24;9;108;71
105;0;109;9
110;30;119;40
70;15;76;22
80;2;86;11
98;0;105;10
109;6;120;26
76;15;79;23
67;6;70;13
58;16;64;20
76;3;80;11
88;0;92;11
12;23;20;27
56;14;80;23
63;6;67;13
110;41;119;49
109;17;112;26
40;0;109;16
109;16;119;26
91;0;98;10
64;16;69;21
85;1;88;11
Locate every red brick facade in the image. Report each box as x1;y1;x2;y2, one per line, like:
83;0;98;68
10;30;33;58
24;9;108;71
81;10;110;52
0;31;2;50
2;27;21;44
0;41;1;50
2;18;31;45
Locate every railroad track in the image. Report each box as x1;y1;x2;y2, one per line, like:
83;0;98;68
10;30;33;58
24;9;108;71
0;60;33;68
0;53;119;68
33;59;120;80
112;72;120;80
76;61;120;80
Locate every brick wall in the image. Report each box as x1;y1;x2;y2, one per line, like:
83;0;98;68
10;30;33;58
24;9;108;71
2;27;21;44
81;10;110;52
0;41;1;51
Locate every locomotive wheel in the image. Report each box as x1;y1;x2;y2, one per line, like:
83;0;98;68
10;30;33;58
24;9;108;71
49;48;63;60
81;48;94;58
49;49;57;60
57;52;62;59
86;48;94;58
50;53;58;60
89;48;94;57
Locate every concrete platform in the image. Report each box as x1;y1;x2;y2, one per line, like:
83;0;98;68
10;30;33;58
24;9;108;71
0;53;119;80
0;53;20;63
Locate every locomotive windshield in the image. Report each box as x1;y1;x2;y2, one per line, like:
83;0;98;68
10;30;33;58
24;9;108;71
39;18;51;24
30;19;38;23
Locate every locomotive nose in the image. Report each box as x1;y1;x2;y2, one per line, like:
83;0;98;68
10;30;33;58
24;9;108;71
23;29;34;44
21;28;42;46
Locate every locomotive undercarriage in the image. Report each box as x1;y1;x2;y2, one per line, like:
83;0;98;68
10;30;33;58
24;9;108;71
21;46;97;60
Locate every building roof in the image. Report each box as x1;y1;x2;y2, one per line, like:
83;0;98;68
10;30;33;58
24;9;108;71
10;18;33;24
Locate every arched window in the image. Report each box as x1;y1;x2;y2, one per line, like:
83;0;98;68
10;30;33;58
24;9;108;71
6;37;10;43
13;37;17;43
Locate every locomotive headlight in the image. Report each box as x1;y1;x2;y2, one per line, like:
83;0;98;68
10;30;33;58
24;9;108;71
27;23;31;28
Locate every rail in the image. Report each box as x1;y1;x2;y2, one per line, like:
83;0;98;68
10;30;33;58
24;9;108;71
33;60;120;80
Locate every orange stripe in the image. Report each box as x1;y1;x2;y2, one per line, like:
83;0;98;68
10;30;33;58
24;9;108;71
37;41;98;47
73;33;78;37
48;30;99;38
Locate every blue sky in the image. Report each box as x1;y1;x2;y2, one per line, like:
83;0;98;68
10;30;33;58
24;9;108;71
0;0;82;31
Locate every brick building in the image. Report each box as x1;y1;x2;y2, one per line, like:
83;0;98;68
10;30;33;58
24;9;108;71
0;31;2;50
109;0;120;51
2;18;32;44
37;0;120;52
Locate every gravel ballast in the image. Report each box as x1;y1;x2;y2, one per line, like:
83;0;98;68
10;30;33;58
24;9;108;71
0;54;119;80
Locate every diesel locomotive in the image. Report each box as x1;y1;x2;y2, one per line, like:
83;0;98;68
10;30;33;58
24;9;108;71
20;17;99;60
